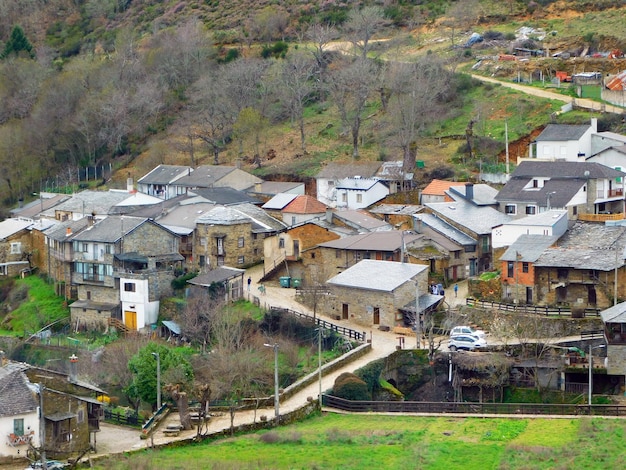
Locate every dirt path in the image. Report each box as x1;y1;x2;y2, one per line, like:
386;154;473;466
470;74;625;115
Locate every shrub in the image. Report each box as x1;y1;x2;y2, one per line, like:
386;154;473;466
332;372;371;401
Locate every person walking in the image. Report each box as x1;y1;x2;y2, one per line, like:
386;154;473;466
247;276;252;292
454;283;458;297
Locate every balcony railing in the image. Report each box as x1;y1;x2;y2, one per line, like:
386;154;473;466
578;212;625;222
597;188;624;198
7;431;34;447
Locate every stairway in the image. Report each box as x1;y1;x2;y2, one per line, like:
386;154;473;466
108;317;131;335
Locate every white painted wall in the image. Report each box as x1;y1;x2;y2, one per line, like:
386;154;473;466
0;411;39;458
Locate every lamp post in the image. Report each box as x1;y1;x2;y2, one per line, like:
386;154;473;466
152;352;161;410
317;328;323;406
588;344;606;405
546;191;556;211
264;343;280;423
415;281;421;349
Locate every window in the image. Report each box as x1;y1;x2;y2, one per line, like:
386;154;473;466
573;206;578;215
0;265;7;276
341;193;347;203
532;179;539;188
200;237;207;246
526;205;537;215
238;256;245;264
199;255;206;267
522;262;529;273
10;242;21;254
105;245;111;254
291;216;296;225
238;237;244;248
124;282;135;292
86;291;91;300
77;409;84;424
336;249;341;258
505;204;516;215
13;418;24;436
356;194;363;203
83;243;88;253
252;233;258;240
217;256;225;266
279;238;285;249
254;248;258;256
454;251;461;259
507;261;514;278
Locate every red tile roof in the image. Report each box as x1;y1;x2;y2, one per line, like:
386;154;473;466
282;195;327;214
421;179;465;196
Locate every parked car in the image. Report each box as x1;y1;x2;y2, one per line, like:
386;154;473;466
450;326;486;338
25;461;68;470
448;335;487;352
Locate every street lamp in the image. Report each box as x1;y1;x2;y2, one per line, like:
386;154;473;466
588;344;606;405
317;328;323;406
546;191;556;211
264;343;280;423
415;281;421;349
152;352;161;410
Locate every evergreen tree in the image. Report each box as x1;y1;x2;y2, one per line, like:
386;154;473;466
1;25;34;59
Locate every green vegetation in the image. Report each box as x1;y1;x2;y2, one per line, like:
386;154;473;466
95;414;626;469
0;276;69;334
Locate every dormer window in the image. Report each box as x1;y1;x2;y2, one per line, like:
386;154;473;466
532;179;539;188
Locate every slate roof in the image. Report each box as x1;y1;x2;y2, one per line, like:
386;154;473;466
108;192;164;215
188;267;245;286
0;218;32;239
535;123;591;141
173;165;262;188
249;181;303;195
44;218;90;242
319;230;421;251
316;162;381;179
415;213;476;246
283;195;327;214
40;190;132;218
336;177;380;190
600;301;626;323
332;209;391;232
369;204;423;216
10;193;69;219
425;199;511;236
417;226;464;252
327;259;427;292
196;203;286;233
71;216;148;243
262;193;298;210
401;293;445;314
508;161;624;179
157;201;217;230
448;183;499;206
189;187;261;205
137;164;191;184
0;367;38;418
500;234;558;262
121;194;188;219
375;161;413;180
501;209;568;227
494;176;583;207
534;221;626;270
593;144;626;157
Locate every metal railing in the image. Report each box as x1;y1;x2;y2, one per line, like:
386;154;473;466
322;394;626;416
271;307;366;343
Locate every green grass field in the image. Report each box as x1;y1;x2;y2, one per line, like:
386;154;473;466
96;413;626;469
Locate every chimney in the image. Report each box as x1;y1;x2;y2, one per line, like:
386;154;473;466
326;208;333;224
127;176;134;193
254;182;262;193
413;216;422;234
465;183;474;201
66;227;72;236
591;117;598;133
69;354;78;382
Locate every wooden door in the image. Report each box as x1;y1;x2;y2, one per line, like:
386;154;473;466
342;303;349;320
373;307;380;325
124;311;137;330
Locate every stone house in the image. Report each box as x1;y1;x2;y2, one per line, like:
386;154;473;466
192;203;286;271
68;216;182;331
531;222;626;308
23;361;105;460
0;219;34;278
326;259;429;329
39;190;132;223
0;362;39;460
600;302;626;393
420;180;465;204
187;267;245;302
281;195;328;227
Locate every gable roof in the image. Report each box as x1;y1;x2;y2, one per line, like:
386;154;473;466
41;190;132;218
283;195;327;214
319;230;421;251
369;204;423;216
44;218;90;242
375;161;413;180
510;161;625;179
187;267;245;287
71;216;151;243
196;203;286;232
415;213;476;246
421;179;465;196
10;193;70;219
448;183;499;206
327;259;427;292
137;164;191;184
157;201;217;230
0;366;38;417
336;177;381;191
173;165;262;188
262;193;298;210
316;162;381;179
500;234;558;262
600;301;626;323
189;187;260;205
248;181;304;196
332;209;391;232
0;218;32;239
425;199;511;235
535;123;592;141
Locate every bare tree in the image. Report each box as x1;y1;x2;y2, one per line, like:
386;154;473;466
326;56;380;159
176;287;225;353
272;51;316;154
344;6;387;59
385;57;451;174
305;23;338;99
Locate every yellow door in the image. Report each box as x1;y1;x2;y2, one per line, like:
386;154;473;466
124;311;137;330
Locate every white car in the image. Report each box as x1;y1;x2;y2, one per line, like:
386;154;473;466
450;325;486;338
448;335;487;351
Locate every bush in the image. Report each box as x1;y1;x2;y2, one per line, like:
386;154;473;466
261;41;288;59
332;372;371;401
171;271;198;291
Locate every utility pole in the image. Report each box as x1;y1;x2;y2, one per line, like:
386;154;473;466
152;352;161;409
264;343;280;423
39;384;47;470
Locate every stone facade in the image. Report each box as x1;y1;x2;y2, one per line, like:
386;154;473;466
194;220;263;270
0;230;32;277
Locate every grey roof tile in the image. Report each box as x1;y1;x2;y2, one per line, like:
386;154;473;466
425;199;511;235
535;123;591;141
0;368;38;417
327;259;427;292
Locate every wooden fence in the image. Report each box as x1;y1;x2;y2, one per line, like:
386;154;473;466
104;409;140;427
465;298;601;318
322;395;626;417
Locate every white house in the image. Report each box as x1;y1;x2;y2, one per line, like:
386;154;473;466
137;164;191;200
526;118;597;162
0;363;40;459
492;210;568;249
315;162;382;207
587;144;626;175
119;277;160;331
336;177;389;209
591;131;626;156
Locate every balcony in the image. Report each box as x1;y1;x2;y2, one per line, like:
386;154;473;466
7;431;34;447
578;212;625;222
597;188;624;199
